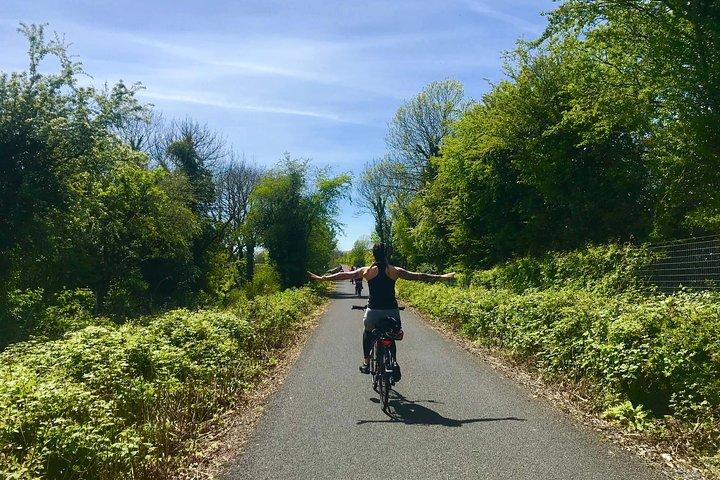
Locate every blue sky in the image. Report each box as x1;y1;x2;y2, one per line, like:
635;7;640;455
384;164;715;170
0;0;555;250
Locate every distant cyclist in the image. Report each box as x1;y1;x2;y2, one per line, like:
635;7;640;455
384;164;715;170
308;242;455;380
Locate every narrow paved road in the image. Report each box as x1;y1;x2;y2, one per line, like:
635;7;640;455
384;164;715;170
222;281;661;480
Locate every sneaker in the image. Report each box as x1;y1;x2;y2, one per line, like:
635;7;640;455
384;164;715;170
359;364;370;374
394;330;404;341
391;362;401;382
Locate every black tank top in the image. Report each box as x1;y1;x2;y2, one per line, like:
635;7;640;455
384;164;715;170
367;262;399;309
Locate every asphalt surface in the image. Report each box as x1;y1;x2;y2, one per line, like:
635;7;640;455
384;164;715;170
222;281;662;480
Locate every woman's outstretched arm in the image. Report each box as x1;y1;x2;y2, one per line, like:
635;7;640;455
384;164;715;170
394;267;455;282
308;268;364;282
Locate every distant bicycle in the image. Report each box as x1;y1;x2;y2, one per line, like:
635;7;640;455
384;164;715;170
352;305;404;411
354;278;363;296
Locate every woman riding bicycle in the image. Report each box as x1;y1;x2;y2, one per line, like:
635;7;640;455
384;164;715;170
308;242;455;380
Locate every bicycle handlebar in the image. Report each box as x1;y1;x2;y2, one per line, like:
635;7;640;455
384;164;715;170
352;305;405;310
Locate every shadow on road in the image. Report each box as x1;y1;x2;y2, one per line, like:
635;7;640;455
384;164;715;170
357;391;526;426
329;290;364;300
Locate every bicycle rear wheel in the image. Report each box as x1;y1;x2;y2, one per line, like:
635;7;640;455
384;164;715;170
379;349;393;411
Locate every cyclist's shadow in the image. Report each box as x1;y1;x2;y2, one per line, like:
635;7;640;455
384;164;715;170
357;390;525;426
329;290;360;299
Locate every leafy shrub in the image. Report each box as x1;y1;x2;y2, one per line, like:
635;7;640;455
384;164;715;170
206;251;246;301
602;401;654;432
103;275;150;320
470;243;655;294
0;286;325;479
397;277;720;459
242;263;281;298
0;289;45;349
38;288;110;338
2;288;114;347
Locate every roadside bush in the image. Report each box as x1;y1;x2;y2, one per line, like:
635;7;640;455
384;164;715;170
0;289;45;349
397;279;720;460
0;286;325;479
470;243;654;294
1;288;114;349
38;288;110;338
242;263;281;298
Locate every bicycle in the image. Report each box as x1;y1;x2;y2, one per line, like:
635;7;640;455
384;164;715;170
352;305;404;411
354;279;363;297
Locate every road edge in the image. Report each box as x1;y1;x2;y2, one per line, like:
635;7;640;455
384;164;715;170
404;304;712;480
174;301;329;480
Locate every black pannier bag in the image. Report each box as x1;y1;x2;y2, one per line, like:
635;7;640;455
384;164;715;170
376;315;401;334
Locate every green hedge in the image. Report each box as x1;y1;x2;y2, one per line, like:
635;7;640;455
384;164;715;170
0;287;325;479
466;243;655;294
397;250;720;465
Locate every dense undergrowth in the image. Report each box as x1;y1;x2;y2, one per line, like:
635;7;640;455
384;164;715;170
0;286;326;479
397;244;720;474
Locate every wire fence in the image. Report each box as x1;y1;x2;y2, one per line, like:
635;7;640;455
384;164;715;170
640;234;720;291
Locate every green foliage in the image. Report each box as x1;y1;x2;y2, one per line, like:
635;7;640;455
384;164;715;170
0;24;246;345
357;159;394;247
205;250;238;301
0;289;45;349
470;243;655;294
64;159;199;315
397;247;720;458
0;24;145;292
390;1;720;270
543;0;720;239
241;264;281;299
0;24;205;341
602;401;654;432
1;288;115;348
0;287;325;479
249;156;350;288
39;289;110;339
166;134;215;216
340;238;371;268
386;79;467;191
417;49;652;269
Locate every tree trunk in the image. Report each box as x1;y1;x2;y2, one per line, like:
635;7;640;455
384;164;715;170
245;238;256;281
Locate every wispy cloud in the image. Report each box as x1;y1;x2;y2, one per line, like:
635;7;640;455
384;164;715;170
138;90;363;124
118;32;335;82
207;59;325;82
460;0;546;35
113;30;419;99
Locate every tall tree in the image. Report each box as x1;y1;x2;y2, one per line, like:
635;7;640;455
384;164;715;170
165;120;224;217
346;237;371;268
386;79;466;193
357;158;394;248
212;154;263;280
249;157;349;289
0;24;206;340
0;23;145;292
61;153;199;313
542;0;720;238
422;48;652;267
382;80;467;266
